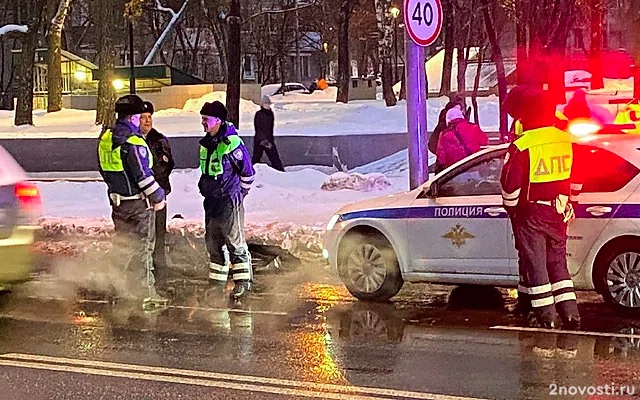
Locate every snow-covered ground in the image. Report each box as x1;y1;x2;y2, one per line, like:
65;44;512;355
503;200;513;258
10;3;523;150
37;162;409;229
0;89;502;139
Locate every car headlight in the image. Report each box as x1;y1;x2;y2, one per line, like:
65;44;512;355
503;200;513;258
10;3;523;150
326;214;340;231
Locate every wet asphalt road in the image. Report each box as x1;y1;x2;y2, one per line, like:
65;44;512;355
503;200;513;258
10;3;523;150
0;263;640;400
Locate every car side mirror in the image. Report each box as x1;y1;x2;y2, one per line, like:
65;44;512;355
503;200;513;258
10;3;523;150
418;185;435;198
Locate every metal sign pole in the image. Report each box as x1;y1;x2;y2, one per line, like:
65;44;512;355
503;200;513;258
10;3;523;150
405;30;429;189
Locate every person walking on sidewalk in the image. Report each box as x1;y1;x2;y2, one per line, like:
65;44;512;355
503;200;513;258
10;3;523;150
140;101;175;293
198;101;256;302
252;96;284;172
97;94;167;310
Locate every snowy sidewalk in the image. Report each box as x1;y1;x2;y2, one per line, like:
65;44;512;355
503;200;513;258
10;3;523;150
36;164;409;228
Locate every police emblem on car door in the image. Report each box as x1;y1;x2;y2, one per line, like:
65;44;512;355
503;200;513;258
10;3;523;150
407;150;514;276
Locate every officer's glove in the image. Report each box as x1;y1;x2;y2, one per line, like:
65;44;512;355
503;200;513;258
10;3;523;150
563;203;575;223
153;200;166;211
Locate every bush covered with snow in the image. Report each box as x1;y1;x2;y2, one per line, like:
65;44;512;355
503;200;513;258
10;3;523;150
321;172;392;192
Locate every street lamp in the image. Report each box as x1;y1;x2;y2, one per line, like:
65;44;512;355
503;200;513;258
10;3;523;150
390;6;400;84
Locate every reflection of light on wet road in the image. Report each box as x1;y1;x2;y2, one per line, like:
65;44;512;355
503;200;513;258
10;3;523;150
71;310;107;356
298;283;351;315
287;325;346;384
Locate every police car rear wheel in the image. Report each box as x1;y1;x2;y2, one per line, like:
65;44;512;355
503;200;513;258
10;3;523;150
337;232;403;302
596;243;640;311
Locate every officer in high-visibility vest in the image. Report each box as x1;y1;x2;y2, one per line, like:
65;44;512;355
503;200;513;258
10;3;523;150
199;101;256;302
614;102;640;133
501;87;582;329
98;94;167;309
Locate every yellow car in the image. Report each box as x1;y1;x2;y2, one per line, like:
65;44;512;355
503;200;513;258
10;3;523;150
0;145;41;292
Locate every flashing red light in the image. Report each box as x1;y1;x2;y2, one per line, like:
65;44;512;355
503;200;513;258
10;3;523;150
15;182;42;211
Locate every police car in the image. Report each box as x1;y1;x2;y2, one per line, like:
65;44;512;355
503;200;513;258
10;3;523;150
0;145;40;294
323;126;640;311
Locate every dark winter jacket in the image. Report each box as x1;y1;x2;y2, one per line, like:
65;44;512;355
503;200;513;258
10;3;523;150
145;128;175;195
254;108;275;144
198;123;255;207
98;120;165;205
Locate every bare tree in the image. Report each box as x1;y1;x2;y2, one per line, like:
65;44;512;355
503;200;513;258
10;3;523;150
144;0;190;65
14;0;47;126
481;0;507;135
225;0;241;126
439;0;454;96
374;0;396;106
95;0;119;127
336;0;359;103
46;0;72;113
588;0;604;89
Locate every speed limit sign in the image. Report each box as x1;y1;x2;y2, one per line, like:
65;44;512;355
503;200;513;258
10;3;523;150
404;0;443;47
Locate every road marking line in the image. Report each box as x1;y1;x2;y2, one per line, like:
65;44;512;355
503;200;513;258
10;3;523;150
490;325;640;339
0;353;487;400
26;297;289;316
0;359;381;400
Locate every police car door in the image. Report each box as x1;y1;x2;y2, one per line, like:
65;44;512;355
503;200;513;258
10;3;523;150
407;149;513;276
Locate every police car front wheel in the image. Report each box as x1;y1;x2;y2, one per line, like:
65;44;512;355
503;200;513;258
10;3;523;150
595;241;640;311
337;231;403;302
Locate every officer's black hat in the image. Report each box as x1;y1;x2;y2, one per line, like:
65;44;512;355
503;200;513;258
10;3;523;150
200;101;228;121
142;101;154;115
115;94;146;117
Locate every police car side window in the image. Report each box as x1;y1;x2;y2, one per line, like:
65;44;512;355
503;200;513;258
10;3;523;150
437;155;505;197
577;145;640;193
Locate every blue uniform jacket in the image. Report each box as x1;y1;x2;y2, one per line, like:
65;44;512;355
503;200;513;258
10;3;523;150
198;123;255;207
98;121;165;205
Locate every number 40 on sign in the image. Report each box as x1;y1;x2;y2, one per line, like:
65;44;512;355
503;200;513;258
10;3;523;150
404;0;443;47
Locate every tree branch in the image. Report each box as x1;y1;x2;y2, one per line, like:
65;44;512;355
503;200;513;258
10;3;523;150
243;3;315;25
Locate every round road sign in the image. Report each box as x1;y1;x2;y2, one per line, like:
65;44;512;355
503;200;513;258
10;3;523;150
404;0;443;47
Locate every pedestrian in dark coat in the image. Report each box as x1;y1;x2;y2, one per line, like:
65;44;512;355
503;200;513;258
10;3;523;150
140;101;175;291
252;96;285;171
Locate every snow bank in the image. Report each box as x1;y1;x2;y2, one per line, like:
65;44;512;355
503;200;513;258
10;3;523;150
36;164;408;225
182;91;259;115
321;172;392;192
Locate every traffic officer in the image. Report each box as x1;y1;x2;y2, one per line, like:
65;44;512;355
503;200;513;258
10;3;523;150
500;87;582;329
198;101;256;301
140;101;175;292
97;94;168;309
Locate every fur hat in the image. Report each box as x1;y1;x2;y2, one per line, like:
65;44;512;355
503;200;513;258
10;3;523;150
142;101;154;115
115;95;145;117
200;101;228;121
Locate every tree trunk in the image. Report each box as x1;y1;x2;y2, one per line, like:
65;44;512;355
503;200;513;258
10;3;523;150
225;0;241;126
46;0;72;113
456;46;466;96
336;0;352;104
95;0;117;127
382;58;396;106
515;0;528;84
472;47;484;124
15;0;46;126
399;68;406;100
481;0;507;136
527;21;544;88
15;32;38;125
374;0;396;106
589;0;604;89
439;0;454;96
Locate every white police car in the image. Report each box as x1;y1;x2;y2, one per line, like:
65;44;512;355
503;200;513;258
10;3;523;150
323;129;640;310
